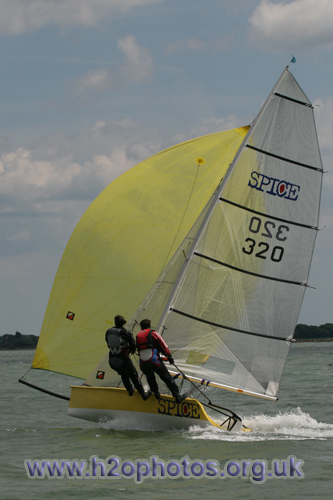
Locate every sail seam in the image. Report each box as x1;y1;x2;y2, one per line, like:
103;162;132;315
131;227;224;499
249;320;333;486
193;251;307;286
274;92;313;108
170;308;293;342
219;197;318;230
246;144;322;172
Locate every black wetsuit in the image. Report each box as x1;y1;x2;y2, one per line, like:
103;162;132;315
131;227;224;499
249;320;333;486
105;327;145;396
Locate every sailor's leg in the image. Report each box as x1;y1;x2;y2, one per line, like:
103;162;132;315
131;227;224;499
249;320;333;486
124;358;149;398
121;373;134;394
116;362;134;395
141;362;159;394
155;361;179;397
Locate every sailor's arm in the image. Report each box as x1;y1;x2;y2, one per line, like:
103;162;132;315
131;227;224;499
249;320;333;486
123;329;136;354
152;331;171;357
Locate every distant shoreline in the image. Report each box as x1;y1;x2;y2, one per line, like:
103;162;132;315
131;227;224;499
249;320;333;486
1;346;37;350
296;338;333;343
0;332;38;351
2;324;333;350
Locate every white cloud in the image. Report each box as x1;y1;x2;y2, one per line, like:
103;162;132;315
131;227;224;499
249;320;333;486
165;36;231;54
168;114;245;146
166;37;205;54
313;98;333;160
75;69;109;93
118;35;154;83
0;119;160;210
0;0;162;35
7;229;31;242
249;0;333;49
74;35;153;94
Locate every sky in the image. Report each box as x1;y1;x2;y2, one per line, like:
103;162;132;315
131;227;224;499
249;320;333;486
1;0;333;336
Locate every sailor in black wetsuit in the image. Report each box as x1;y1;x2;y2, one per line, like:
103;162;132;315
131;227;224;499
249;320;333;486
105;315;151;401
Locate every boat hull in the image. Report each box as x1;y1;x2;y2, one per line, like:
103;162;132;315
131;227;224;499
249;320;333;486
68;386;244;431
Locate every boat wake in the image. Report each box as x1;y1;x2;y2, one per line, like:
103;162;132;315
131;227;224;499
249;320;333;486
185;408;333;441
93;407;333;440
97;416;171;432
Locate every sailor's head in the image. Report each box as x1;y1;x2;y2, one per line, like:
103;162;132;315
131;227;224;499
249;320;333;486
115;315;126;328
140;319;151;330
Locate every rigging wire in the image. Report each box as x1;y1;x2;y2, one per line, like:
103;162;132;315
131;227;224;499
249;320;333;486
20;366;32;380
172;361;243;426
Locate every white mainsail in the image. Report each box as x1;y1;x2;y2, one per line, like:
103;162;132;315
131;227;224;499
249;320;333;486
124;67;323;400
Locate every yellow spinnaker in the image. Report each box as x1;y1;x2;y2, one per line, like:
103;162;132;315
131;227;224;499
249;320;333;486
32;126;249;379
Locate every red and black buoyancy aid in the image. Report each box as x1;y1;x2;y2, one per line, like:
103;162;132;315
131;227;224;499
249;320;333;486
136;329;154;351
136;328;171;365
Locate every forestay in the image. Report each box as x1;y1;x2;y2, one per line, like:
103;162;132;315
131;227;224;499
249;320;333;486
128;68;323;400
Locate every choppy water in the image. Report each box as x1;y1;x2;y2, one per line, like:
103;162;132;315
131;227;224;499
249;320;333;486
2;343;333;499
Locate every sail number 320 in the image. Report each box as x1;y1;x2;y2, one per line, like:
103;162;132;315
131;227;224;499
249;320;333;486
242;216;289;263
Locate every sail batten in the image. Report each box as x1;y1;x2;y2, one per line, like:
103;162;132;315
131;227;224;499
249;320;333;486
170;308;294;342
274;92;313;107
193;251;307;286
246;144;323;172
219;197;318;229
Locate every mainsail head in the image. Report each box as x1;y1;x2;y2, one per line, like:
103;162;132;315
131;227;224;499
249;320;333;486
125;67;323;400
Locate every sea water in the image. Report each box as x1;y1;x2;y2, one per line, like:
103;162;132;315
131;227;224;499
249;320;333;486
1;343;333;499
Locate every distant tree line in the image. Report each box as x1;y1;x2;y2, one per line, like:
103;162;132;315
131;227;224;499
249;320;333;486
294;324;333;341
1;325;333;349
0;331;38;350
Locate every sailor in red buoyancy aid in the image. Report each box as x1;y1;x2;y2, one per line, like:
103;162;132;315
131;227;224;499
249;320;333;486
136;318;186;403
105;315;151;401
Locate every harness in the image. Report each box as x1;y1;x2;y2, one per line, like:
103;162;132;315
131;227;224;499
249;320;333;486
106;327;128;356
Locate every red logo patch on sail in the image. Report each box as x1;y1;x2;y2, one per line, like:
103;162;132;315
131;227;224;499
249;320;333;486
66;311;75;321
96;371;105;379
278;181;287;195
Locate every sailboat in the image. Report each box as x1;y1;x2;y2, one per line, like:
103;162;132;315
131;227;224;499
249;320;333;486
21;66;323;432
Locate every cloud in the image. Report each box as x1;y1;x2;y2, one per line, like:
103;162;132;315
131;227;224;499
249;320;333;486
7;229;31;242
118;35;154;83
166;37;205;54
74;35;153;94
313;97;333;159
165;36;231;54
0;0;162;35
249;0;333;50
0;119;160;208
167;115;247;147
0;116;165;285
75;69;109;93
